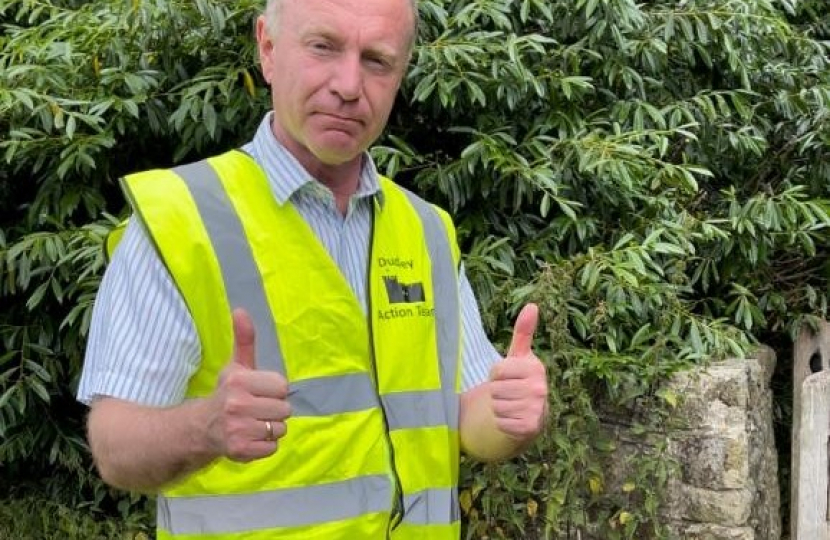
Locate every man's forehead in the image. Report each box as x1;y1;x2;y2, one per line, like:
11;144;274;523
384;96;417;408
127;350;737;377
280;0;414;34
284;0;413;50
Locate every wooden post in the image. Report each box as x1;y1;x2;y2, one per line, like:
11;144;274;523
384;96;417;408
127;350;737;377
793;322;830;539
793;371;830;539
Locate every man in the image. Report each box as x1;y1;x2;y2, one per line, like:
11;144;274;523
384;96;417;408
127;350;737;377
78;0;548;538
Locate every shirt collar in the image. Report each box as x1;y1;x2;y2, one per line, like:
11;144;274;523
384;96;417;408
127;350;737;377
246;112;385;207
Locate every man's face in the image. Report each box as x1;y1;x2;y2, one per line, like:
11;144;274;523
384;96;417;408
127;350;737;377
257;0;413;167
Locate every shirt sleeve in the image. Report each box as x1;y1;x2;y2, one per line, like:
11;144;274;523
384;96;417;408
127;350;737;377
458;265;502;391
76;219;201;406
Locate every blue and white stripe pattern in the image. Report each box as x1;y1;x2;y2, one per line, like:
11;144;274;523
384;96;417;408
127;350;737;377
77;114;501;406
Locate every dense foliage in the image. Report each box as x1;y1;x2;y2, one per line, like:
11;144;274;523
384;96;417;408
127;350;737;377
1;0;828;538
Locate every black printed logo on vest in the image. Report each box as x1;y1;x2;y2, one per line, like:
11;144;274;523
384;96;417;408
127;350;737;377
383;276;425;304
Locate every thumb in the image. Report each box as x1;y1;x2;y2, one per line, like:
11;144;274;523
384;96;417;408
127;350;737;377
231;308;257;370
507;303;539;358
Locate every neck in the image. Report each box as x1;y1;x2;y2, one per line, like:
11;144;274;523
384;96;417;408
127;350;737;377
270;122;363;216
307;159;362;216
307;158;362;197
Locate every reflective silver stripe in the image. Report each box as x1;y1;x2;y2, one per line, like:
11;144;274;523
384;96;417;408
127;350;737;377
400;189;461;427
382;390;459;430
400;190;460;391
394;191;461;527
158;475;392;535
290;372;377;416
402;488;460;525
174;160;285;375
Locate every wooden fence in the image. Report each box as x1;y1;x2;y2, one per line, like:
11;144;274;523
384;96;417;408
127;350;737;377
792;321;830;539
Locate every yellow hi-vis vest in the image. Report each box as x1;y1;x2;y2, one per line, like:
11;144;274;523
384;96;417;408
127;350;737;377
114;150;463;540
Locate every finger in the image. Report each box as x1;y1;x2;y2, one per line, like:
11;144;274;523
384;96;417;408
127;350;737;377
249;396;293;421
495;417;543;439
491;379;538;400
223;419;285;461
491;398;526;419
224;391;292;419
260;419;288;441
245;372;290;399
507;303;539;358
232;308;257;370
490;353;547;381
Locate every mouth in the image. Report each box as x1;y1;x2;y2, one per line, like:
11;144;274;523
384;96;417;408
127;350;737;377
316;112;364;127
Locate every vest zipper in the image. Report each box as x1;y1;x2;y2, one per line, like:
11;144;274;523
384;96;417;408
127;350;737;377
366;204;406;537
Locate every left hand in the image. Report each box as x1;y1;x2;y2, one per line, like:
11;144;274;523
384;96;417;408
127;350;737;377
488;303;549;440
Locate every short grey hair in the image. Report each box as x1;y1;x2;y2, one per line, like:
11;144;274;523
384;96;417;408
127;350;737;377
263;0;420;55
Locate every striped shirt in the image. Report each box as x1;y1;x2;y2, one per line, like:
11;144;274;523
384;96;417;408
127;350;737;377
77;113;501;406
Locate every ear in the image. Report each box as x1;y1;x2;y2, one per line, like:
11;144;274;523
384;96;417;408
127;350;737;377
256;15;275;84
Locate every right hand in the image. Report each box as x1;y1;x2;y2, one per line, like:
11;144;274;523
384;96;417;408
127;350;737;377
207;308;291;462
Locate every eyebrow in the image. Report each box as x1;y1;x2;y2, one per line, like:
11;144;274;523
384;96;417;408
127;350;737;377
301;25;402;64
301;25;339;42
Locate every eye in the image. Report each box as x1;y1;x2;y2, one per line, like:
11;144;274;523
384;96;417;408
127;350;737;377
309;39;334;54
364;55;393;73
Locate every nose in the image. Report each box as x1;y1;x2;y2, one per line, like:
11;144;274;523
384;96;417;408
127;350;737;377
330;53;362;102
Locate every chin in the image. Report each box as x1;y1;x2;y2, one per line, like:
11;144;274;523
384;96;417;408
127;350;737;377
321;155;362;167
311;144;366;166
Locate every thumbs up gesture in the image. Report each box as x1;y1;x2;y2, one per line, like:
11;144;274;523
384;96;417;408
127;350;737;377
206;309;291;462
488;303;548;440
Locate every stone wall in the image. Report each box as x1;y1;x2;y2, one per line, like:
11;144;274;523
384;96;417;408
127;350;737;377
602;347;781;539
